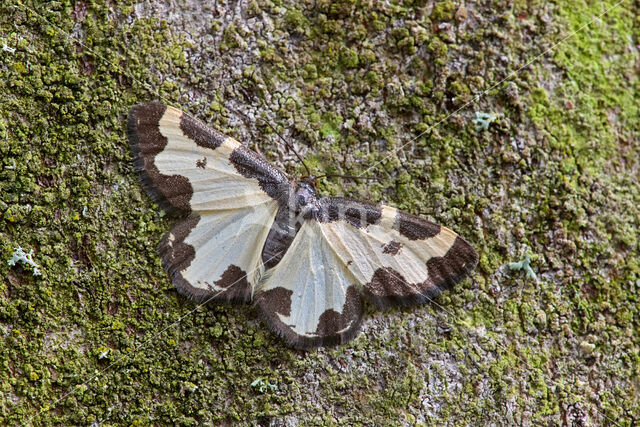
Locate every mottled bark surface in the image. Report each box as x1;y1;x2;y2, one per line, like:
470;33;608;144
1;0;639;424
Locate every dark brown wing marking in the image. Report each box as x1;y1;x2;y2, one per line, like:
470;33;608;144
129;102;193;214
229;145;291;205
179;112;227;149
382;240;402;255
394;210;441;240
256;284;363;350
314;286;363;340
425;236;478;291
364;237;477;308
321;196;382;228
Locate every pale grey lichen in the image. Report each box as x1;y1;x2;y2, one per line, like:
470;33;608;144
2;42;15;53
97;348;110;360
472;111;496;131
251;378;277;393
507;254;537;282
7;246;41;276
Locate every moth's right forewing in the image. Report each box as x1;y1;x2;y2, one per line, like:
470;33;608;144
318;198;478;308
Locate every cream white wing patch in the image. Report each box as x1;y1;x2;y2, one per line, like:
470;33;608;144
154;107;275;211
159;203;277;303
255;221;363;349
129;102;290;303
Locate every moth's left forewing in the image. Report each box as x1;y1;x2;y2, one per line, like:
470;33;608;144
318;198;478;308
129;102;290;304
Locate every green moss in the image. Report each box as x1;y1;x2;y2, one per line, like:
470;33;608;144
430;1;456;21
284;7;307;32
364;70;384;93
339;47;359;69
319;112;343;141
426;37;448;66
397;36;416;55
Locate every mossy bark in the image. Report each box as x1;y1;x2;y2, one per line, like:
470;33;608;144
1;0;639;424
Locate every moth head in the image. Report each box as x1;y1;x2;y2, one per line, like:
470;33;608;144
292;178;319;215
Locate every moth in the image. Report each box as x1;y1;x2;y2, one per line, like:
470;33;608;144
128;102;478;349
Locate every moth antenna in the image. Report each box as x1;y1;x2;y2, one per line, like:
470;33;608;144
259;118;312;178
316;174;378;182
226;106;312;177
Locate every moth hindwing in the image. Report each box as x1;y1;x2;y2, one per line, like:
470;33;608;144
129;102;478;349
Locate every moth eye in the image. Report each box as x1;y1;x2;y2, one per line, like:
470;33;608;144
297;195;307;206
